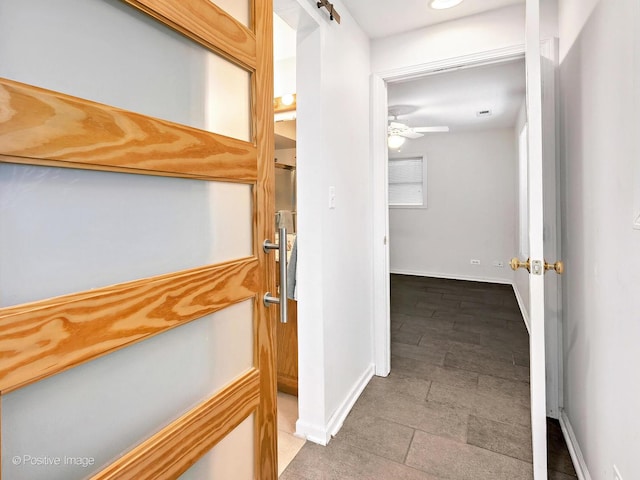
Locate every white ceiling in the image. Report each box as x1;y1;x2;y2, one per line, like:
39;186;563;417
387;59;526;133
340;0;524;39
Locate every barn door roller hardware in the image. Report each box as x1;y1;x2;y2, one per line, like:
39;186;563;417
316;0;341;23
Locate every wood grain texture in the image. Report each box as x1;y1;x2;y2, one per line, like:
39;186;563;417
0;78;257;182
91;368;260;479
277;299;298;396
121;0;256;70
0;257;258;393
253;0;278;477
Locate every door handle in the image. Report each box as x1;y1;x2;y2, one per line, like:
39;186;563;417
544;260;564;275
263;226;288;323
511;257;564;275
510;257;531;272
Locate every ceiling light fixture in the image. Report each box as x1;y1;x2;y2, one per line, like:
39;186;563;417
429;0;464;10
388;134;406;149
281;93;295;106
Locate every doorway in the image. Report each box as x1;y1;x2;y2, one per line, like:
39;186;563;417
273;9;305;475
371;47;527;377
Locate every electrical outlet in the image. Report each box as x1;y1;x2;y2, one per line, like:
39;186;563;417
470;259;481;265
613;465;623;480
493;261;504;268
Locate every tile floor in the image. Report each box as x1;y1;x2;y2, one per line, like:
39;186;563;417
280;274;578;479
278;392;306;476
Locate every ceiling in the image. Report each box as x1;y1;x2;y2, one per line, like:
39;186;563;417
387;59;526;133
340;0;524;39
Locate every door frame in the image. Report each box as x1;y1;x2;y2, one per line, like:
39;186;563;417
370;44;527;377
371;37;563;480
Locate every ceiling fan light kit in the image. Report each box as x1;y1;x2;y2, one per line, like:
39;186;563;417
429;0;464;10
387;105;449;148
388;135;406;149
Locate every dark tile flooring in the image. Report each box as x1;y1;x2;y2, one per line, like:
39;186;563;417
281;274;577;480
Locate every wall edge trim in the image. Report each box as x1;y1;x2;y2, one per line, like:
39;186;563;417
559;410;593;480
511;281;531;334
327;364;375;437
294;364;375;446
374;44;525;81
389;268;513;285
294;420;330;446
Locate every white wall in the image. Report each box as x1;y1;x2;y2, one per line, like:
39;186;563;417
558;1;640;479
371;5;525;74
276;0;374;444
274;57;296;97
513;99;530;316
389;130;517;283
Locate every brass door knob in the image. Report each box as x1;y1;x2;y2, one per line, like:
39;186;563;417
510;257;530;272
544;260;564;275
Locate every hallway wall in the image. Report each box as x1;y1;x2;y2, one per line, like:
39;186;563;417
388;129;517;284
278;0;375;444
371;5;525;74
558;0;640;479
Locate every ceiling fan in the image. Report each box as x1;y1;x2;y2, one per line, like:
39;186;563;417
387;106;449;149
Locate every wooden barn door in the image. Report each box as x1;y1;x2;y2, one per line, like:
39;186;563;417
0;0;276;478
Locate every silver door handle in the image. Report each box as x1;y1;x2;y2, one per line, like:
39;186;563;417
263;226;288;323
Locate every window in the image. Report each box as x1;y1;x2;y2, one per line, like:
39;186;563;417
388;156;427;207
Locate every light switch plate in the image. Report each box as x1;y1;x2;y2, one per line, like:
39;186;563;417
328;186;336;209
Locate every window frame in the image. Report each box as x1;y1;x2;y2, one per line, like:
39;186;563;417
388;155;428;209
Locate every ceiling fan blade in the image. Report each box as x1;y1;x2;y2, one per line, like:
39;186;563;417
389;121;407;130
413;126;450;133
400;130;423;139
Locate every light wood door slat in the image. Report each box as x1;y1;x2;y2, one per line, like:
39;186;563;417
0;257;259;393
91;368;260;479
121;0;256;70
253;0;277;477
0;78;257;182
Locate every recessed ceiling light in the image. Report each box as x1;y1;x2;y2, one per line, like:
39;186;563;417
429;0;464;10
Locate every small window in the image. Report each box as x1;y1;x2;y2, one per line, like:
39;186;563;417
388;156;426;207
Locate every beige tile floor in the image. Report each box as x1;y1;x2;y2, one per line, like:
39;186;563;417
278;392;306;476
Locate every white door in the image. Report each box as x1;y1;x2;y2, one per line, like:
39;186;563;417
0;0;278;478
516;1;562;479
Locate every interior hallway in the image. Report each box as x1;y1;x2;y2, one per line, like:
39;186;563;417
280;274;577;479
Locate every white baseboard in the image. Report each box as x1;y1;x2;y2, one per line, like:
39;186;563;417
327;364;375;437
295;419;331;446
390;268;513;285
511;282;531;334
559;410;592;480
295;364;375;446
